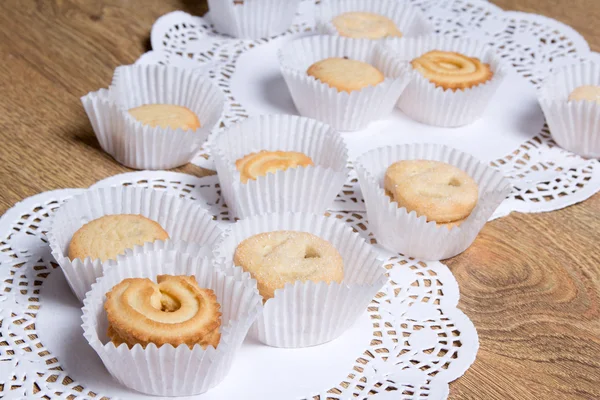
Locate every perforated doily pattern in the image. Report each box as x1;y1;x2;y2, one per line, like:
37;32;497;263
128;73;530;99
0;172;471;399
139;0;600;216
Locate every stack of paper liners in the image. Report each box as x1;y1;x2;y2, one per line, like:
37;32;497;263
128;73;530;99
214;212;388;348
47;186;223;301
81;242;263;396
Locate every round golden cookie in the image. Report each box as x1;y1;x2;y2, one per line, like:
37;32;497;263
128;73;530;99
233;231;344;300
68;214;169;262
568;85;600;105
128;104;201;130
307;57;385;93
235;150;314;183
105;275;221;349
411;50;493;91
332;12;403;39
384;160;479;224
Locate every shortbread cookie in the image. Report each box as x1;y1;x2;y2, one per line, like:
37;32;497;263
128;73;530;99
332;12;402;39
233;231;344;300
68;214;169;262
236;150;314;183
568;85;600;105
128;104;201;130
384;160;479;223
307;57;385;93
411;50;493;91
105;275;221;349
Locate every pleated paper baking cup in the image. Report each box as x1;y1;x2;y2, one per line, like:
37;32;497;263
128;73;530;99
47;186;223;302
379;36;508;127
316;0;433;39
355;144;512;260
538;61;600;158
212;114;349;219
81;244;262;396
278;35;411;131
207;0;301;39
81;64;224;170
214;212;387;348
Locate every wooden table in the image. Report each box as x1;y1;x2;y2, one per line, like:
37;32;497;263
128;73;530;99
0;1;598;399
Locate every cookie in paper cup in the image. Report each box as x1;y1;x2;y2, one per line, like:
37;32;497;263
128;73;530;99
278;35;411;131
538;61;600;158
212;114;349;219
47;186;223;302
355;144;512;260
315;0;433;39
81;242;262;396
380;36;507;127
207;0;301;39
214;212;387;348
81;64;224;170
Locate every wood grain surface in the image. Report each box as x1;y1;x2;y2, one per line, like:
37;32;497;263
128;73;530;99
0;1;598;399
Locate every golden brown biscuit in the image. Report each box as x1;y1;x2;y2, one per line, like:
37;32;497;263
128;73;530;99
332;12;402;39
384;160;479;224
105;275;221;349
307;57;385;93
568;85;600;105
128;104;201;130
235;150;314;183
233;231;344;300
411;50;493;91
68;214;169;262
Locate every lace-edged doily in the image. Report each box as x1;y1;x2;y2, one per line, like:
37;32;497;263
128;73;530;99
139;0;600;218
0;171;475;399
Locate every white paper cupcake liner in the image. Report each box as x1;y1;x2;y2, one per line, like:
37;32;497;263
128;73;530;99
379;36;508;127
538;61;600;158
214;212;387;348
278;35;411;131
206;0;301;39
81;242;262;396
81;64;224;170
355;143;512;260
212;114;349;219
46;186;224;302
316;0;434;39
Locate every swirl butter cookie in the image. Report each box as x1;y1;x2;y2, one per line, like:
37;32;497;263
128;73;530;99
233;231;344;300
128;104;201;130
411;50;493;91
332;12;402;39
384;160;479;225
568;85;600;105
105;275;221;349
235;150;314;183
307;57;385;93
68;214;169;262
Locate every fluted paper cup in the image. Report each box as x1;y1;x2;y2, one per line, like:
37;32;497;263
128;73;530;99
538;61;600;158
212;114;349;219
380;36;507;127
355;144;512;260
47;186;223;302
316;0;433;39
214;212;387;348
81;64;224;170
207;0;301;39
278;35;411;131
81;243;262;396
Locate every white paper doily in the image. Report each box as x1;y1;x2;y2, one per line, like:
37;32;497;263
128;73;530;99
138;0;600;220
0;171;474;399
